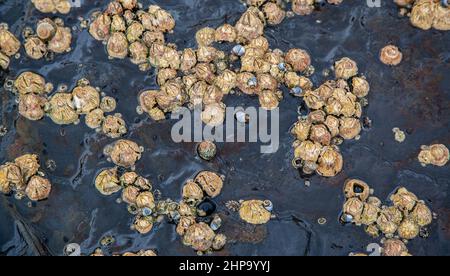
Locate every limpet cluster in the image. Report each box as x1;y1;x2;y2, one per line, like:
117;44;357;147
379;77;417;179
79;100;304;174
0;23;21;70
0;154;52;201
291;57;369;177
178;171;227;253
24;18;72;60
31;0;72;15
89;1;175;71
418;144;449;167
395;0;450;31
341;179;434;256
10;74;126;138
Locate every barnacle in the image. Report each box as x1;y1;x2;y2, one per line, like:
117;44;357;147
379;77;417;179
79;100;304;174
215;24;237;43
398;218;420;240
344;179;371;201
136;191;155;209
235;7;265;42
102;114;127;138
0;27;21;56
72;85;100;114
0;163;23;194
89;13;111;41
48;26;72;53
47;93;79;125
24;36;48;60
14;72;47;95
183;222;216;251
285;48;311;72
418;144;449;167
292;0;315;16
107;139;142;168
134;216;153;234
95;168;121;196
196;27;216;47
316;146;343;177
85;109;104;129
107;32;129;59
262;2;286;25
343;197;364;223
410;202;433;227
201;103;226;126
390;187;418;212
194;171;223;198
239;200;272;225
197;141;217;161
382;239;409;256
25;176;52;201
380;45;403;66
14;154;40;182
18;94;48;121
334;57;358;80
182;181;204;202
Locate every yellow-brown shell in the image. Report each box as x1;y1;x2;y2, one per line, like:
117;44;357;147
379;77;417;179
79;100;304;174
136;191;155;209
194;171;223;198
182;181;204;201
263;2;286;25
107;32;128;59
0;163;23;194
24;36;48;60
72;85;100;114
102;114;127;138
201;103;226;127
291;119;311;142
339;117;361;140
47;93;79;125
390;187;418;212
410;0;436;30
85;108;105;129
14;72;47;95
108;139;142;168
418;144;449;167
215;24;237;43
310;124;332;146
294;140;322;163
176;216;196;236
36;18;56;41
14;154;40;182
334;57;358;80
25;175;51;201
180;48;197;73
0;28;21;56
380;45;403;66
183;222;216;251
196;27;216;47
316;147;343;177
343;179;371;201
48;26;72;54
95;168;121;196
259;90;281;110
239;200;272;225
235;7;265;42
215;70;237;94
134;216;153;235
352;77;370;98
122;185;140;205
382;239;409;256
292;0;315;16
343;197;364;223
398;218;420;240
285;48;311;72
89;13;111;41
18;94;47;121
410;202;433;227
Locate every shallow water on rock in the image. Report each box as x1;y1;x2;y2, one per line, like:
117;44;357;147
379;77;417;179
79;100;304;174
0;0;449;256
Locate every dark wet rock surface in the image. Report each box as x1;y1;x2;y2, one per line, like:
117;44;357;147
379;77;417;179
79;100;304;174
1;0;449;256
